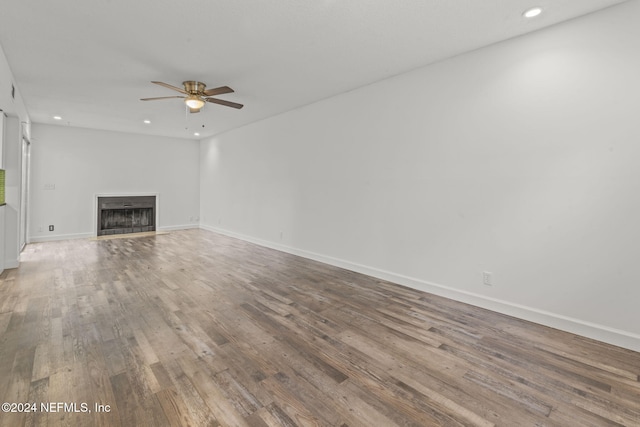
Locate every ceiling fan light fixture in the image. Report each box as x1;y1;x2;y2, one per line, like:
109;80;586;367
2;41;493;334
185;95;205;109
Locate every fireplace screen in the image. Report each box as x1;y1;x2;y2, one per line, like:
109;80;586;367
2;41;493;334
97;196;156;236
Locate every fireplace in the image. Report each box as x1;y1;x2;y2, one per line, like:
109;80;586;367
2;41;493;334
97;196;156;236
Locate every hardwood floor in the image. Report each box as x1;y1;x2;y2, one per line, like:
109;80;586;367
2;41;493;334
0;229;638;426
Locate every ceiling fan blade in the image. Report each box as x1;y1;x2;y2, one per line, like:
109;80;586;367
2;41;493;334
151;81;188;94
140;96;185;101
203;86;234;96
205;97;244;109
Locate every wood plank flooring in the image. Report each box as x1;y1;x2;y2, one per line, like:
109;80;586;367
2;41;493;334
0;229;639;426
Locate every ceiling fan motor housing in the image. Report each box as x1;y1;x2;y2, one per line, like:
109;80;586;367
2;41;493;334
183;81;206;94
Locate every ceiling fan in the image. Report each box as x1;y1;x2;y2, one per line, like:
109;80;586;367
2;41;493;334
140;81;243;113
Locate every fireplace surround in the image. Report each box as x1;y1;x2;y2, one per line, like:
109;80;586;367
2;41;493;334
97;195;156;236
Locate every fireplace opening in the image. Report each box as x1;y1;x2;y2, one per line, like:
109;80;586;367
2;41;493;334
97;196;156;236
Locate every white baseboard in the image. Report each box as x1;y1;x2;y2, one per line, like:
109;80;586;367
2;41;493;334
200;224;640;352
29;232;94;243
4;258;19;269
157;224;199;232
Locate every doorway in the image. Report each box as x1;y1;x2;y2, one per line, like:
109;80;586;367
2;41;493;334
20;137;30;251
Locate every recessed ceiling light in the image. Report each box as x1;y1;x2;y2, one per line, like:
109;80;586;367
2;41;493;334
143;120;151;124
53;115;62;120
523;7;542;18
194;132;200;136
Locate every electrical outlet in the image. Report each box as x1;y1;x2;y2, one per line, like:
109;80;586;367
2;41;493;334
482;271;493;286
49;225;54;232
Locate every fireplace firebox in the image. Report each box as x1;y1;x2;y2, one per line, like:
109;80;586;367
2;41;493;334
97;196;156;236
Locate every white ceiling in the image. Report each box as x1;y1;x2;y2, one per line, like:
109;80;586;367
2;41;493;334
0;0;629;140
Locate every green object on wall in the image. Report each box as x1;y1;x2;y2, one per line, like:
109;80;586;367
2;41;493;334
0;169;5;205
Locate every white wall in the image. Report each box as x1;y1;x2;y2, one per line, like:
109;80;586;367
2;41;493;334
3;116;24;267
0;42;31;270
0;44;30;127
200;1;640;350
30;124;200;241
